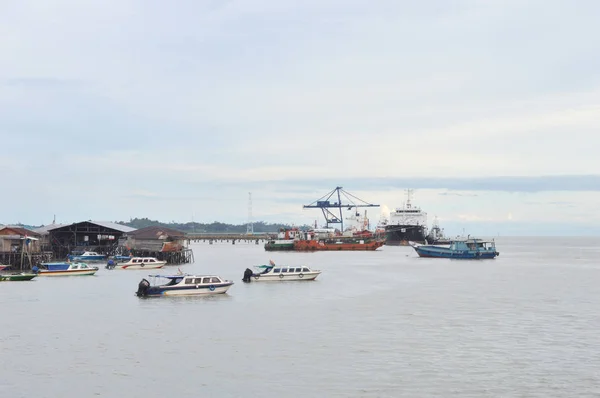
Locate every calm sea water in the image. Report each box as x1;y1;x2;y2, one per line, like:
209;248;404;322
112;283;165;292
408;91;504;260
2;237;600;397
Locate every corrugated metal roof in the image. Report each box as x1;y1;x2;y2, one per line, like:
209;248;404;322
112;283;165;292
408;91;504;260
33;224;67;235
126;226;184;239
90;221;137;233
0;226;41;237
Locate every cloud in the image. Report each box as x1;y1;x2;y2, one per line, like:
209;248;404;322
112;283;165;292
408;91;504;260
1;0;600;234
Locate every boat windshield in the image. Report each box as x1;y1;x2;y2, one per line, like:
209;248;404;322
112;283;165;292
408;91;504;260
164;277;183;286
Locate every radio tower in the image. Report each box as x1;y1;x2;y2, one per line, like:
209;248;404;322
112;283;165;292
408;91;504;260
246;192;254;235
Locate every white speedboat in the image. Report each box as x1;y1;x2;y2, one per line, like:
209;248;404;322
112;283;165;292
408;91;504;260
67;251;107;262
242;263;321;282
109;257;166;270
136;274;234;297
37;262;99;276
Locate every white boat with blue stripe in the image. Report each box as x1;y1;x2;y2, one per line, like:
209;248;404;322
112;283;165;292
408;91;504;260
242;262;321;282
136;274;234;297
67;251;107;262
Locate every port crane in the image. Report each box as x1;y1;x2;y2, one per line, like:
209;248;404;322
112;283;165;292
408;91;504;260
303;186;379;232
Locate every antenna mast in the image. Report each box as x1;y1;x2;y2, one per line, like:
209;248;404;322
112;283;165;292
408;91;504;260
246;192;254;235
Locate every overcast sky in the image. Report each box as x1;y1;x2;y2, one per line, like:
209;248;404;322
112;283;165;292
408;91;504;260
1;0;599;235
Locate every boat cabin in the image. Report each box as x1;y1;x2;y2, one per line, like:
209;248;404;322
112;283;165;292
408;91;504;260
451;239;496;251
258;265;311;274
127;257;161;264
69;263;94;270
156;275;225;286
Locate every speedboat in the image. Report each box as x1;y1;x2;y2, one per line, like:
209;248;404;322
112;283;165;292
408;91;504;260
136;274;234;297
0;272;37;281
107;257;166;270
410;237;499;259
242;262;321;282
67;251;107;262
37;262;99;276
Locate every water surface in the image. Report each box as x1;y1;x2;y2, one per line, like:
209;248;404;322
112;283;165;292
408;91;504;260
2;237;600;397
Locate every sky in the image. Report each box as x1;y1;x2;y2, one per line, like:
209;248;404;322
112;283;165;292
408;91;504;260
1;0;599;235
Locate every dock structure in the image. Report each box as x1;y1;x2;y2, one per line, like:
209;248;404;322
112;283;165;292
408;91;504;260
0;226;53;269
186;233;276;245
120;226;194;265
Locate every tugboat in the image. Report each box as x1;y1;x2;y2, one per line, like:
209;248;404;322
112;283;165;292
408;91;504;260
385;189;428;246
425;217;452;245
264;228;300;251
411;237;499;259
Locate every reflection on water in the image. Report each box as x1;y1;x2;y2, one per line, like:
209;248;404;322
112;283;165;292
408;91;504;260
2;237;600;397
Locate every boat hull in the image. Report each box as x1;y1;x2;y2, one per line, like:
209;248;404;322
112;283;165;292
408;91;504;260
413;245;498;259
294;240;384;251
0;273;37;281
144;282;233;296
251;272;320;281
264;240;295;251
385;224;427;246
38;269;99;276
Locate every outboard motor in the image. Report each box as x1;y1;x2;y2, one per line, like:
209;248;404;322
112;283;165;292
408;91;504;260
106;259;115;270
136;278;150;297
242;268;253;283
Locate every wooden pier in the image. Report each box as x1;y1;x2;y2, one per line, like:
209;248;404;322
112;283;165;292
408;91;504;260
0;251;54;270
186;233;276;245
127;248;195;265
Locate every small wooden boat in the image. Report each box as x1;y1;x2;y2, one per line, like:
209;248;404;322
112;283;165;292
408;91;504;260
67;251;107;262
107;257;166;270
37;262;99;276
136;274;234;297
411;238;499;259
242;262;321;282
0;273;37;281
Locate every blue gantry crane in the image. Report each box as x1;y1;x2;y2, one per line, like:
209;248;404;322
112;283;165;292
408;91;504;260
303;186;379;232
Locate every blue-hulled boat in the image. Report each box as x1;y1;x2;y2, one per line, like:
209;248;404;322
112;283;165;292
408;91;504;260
411;238;499;259
67;251;107;262
37;262;99;276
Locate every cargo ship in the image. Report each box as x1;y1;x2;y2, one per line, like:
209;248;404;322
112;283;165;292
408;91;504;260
385;189;428;246
293;228;384;251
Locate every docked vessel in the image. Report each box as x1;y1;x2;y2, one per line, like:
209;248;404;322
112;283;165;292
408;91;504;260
292;228;383;251
136;274;234;297
106;257;166;270
411;238;499;259
385;189;428;246
242;261;321;282
425;216;452;245
0;272;37;281
264;228;300;251
294;236;384;251
0;264;8;271
67;251;107;262
37;262;99;276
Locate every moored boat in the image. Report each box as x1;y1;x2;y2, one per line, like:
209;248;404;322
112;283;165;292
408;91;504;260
107;257;166;270
0;272;37;281
294;237;384;251
67;251;107;262
242;262;321;282
37;262;99;276
0;264;8;271
136;274;233;297
411;238;499;259
264;228;300;251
